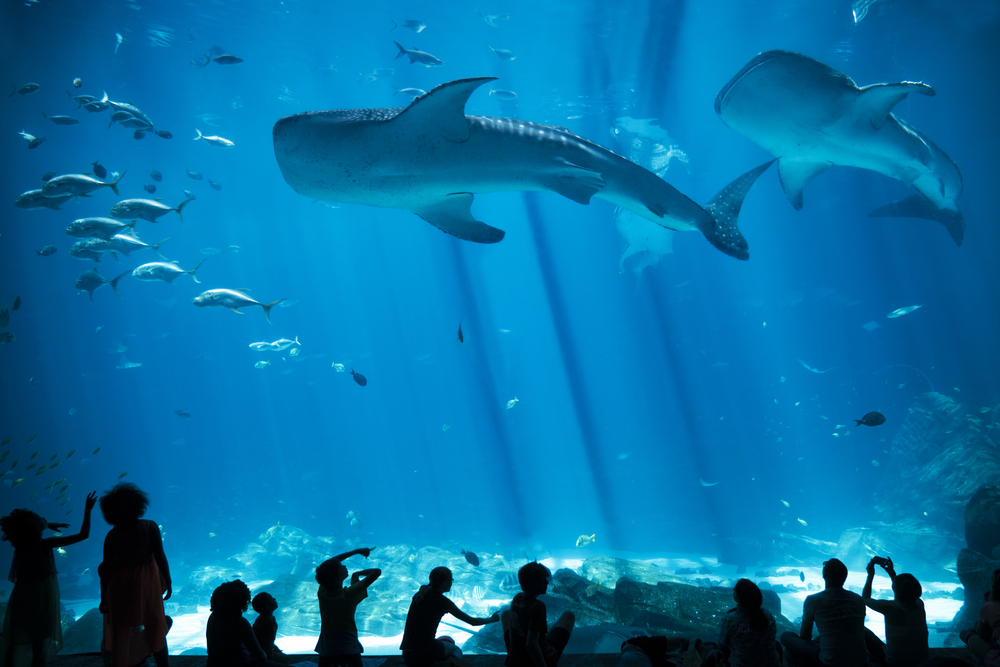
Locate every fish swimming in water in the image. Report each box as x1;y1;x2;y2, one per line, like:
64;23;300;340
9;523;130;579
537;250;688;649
351;369;367;386
715;50;965;245
132;260;205;284
110;198;192;223
42;170;126;198
462;549;480;566
76;268;129;301
36;245;58;256
192;289;284;322
15;190;74;211
194;129;235;148
576;534;596;547
392;42;443;67
391;19;426;32
855;412;886;427
457;321;464;343
272;78;770;260
91;161;108;179
887;305;922;318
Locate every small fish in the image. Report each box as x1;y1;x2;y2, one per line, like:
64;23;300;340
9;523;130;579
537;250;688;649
42;112;80;126
10;83;41;96
462;549;480;566
73;78;82;88
887;305;922;319
43;170;126;197
476;11;510;27
30;451;39;459
134;130;147;140
42;171;56;181
209;54;243;65
289;347;300;357
800;571;805;582
37;246;59;259
119;469;129;479
57;547;68;557
699;478;719;487
391;19;426;32
780;500;790;508
488;46;516;60
489;90;518;100
855;412;886;427
133;260;205;284
91;161;108;179
797;518;808;527
50;453;58;460
19;132;46;149
351;369;367;386
149;170;162;182
194;129;235;148
11;478;24;488
471;585;486;600
16;190;74;211
506;396;519;409
872;459;880;467
186;170;203;180
174;410;192;419
576;533;596;547
192;289;284;322
392;41;443;67
254;360;271;369
457;321;464;343
332;363;345;372
1;438;9;446
28;434;37;443
110;198;192;223
209;180;222;191
66;450;74;458
93;447;101;454
585;581;603;597
144;184;157;193
115;32;123;54
155;130;173;139
393;87;427;97
12;297;20;312
183;190;197;200
208;532;217;538
76;268;129;302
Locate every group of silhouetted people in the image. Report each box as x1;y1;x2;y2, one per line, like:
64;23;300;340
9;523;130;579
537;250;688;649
4;488;994;667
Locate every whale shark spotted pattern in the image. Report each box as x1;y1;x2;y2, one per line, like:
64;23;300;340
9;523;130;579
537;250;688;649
272;77;772;260
715;50;965;245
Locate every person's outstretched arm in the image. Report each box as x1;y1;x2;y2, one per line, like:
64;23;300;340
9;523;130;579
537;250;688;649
42;492;97;548
349;568;382;591
327;547;374;564
448;605;500;628
863;558;898;616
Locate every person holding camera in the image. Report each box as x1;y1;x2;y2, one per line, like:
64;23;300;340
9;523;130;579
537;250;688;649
861;556;928;667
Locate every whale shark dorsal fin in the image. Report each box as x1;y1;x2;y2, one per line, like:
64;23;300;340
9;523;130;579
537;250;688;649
394;77;497;142
859;82;935;129
414;193;505;243
777;158;832;210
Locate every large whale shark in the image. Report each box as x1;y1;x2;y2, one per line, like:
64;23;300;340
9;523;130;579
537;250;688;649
273;77;772;260
715;50;964;245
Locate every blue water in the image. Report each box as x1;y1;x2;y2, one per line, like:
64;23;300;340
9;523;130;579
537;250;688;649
1;0;998;645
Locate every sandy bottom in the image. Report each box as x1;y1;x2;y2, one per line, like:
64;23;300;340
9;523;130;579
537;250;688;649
61;553;962;654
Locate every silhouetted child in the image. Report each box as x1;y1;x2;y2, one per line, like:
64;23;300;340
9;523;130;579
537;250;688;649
959;568;1000;665
718;579;781;667
400;566;499;667
251;592;290;664
861;557;928;666
98;482;172;667
315;547;381;667
502;562;575;667
0;491;97;667
206;580;282;667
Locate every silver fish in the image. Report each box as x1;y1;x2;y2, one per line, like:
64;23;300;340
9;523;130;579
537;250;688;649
42;170;126;197
194;129;234;148
132;260;205;283
392;42;443;67
15;190;74;210
110;197;192;223
75;268;128;301
192;289;284;323
65;217;136;240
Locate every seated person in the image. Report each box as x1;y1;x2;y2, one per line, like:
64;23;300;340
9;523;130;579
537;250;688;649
960;568;1000;667
206;580;282;667
780;559;868;667
718;579;781;667
251;592;290;664
861;557;928;667
616;636;701;667
315;547;381;667
400;566;499;667
502;562;575;667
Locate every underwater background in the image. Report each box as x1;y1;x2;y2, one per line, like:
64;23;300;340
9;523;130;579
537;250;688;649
2;0;999;654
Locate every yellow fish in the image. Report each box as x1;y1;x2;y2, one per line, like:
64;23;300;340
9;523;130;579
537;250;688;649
585;580;603;597
119;470;129;479
11;478;25;488
408;554;417;563
57;548;68;557
576;534;596;547
93;447;101;455
797;518;808;527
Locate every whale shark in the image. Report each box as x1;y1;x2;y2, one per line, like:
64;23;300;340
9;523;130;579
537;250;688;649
715;50;964;245
273;77;772;260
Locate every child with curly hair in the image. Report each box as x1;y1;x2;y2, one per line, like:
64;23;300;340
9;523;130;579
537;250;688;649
0;492;98;667
207;580;281;667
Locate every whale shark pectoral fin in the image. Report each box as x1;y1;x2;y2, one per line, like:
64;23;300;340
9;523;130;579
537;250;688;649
394;77;497;142
414;193;506;243
868;194;965;246
777;158;832;210
545;158;606;205
859;82;935;129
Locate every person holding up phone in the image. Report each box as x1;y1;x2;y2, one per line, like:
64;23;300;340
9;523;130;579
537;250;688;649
861;556;928;666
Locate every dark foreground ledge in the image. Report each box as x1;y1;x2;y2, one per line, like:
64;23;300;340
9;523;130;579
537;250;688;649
49;648;978;667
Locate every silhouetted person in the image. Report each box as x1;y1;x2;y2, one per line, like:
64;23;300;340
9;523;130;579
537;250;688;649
780;558;868;667
861;557;928;666
400;566;499;667
314;547;381;667
0;492;97;667
207;580;283;667
251;593;290;664
502;562;575;667
960;568;1000;664
718;579;781;667
616;635;701;667
98;483;171;667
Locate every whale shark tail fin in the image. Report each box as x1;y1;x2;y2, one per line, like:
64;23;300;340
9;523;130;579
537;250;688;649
868;194;965;246
700;160;774;261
